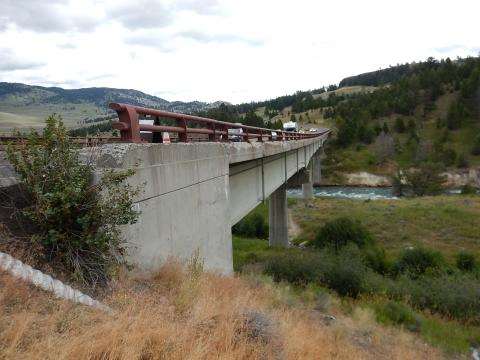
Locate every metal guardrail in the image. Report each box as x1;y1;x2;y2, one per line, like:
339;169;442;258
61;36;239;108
109;102;330;143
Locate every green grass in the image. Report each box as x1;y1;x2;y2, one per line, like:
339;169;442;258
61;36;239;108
233;236;283;272
291;196;480;260
0;103;108;132
365;297;480;354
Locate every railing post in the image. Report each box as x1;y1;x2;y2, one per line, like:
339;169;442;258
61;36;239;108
209;124;216;141
116;105;141;143
178;118;188;142
152;116;163;143
258;130;264;142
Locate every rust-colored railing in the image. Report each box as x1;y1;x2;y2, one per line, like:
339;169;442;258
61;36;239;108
109;103;329;143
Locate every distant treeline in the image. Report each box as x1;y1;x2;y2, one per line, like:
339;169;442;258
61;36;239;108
68;120;114;137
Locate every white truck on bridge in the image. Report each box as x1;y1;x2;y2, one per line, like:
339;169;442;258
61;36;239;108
283;121;298;132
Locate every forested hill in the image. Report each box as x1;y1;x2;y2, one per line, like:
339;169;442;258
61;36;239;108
198;56;480;178
339;63;413;87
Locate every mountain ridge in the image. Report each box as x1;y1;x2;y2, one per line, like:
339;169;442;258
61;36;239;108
0;82;230;131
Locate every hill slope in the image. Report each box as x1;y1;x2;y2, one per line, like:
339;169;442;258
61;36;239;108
0;82;226;132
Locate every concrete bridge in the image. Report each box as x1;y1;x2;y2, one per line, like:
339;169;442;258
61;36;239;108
1;103;330;274
93;103;331;274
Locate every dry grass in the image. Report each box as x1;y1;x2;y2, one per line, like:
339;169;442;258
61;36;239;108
0;259;442;359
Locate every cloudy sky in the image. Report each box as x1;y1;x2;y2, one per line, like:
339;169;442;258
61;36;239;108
0;0;479;104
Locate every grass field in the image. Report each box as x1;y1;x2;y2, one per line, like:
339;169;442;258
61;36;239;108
290;195;480;259
0;103;108;133
312;85;377;100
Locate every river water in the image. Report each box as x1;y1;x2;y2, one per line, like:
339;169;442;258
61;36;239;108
287;186;468;200
287;186;397;200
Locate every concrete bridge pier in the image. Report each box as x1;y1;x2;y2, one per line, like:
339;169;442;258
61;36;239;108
312;153;322;185
302;167;314;199
268;183;289;247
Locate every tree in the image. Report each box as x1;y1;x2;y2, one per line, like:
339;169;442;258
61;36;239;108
446;101;468;130
382;122;390;134
374;131;395;163
472;135;480;156
394;117;406;133
336;118;357;147
243;110;264;127
358;125;375;144
404;163;446;196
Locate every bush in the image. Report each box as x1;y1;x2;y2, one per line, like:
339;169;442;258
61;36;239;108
313;217;373;251
456;251;477;272
391;274;480;323
394;117;406;133
393;247;446;278
460;184;477;195
457;153;469;168
404;163;446;196
6;115;141;285
375;301;422;332
264;251;325;285
233;205;269;239
363;245;390;274
323;253;367;297
472;135;480;156
441;148;457;167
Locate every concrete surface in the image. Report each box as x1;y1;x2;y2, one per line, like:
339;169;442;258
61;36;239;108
268;184;289;247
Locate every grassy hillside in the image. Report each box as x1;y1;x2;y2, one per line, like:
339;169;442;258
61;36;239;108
0;82;225;133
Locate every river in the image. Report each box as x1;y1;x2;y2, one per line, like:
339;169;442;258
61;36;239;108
287;186;397;200
287;186;469;200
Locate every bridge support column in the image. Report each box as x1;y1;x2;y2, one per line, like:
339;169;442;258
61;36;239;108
269;183;289;247
312;153;322;185
302;165;314;199
302;180;313;199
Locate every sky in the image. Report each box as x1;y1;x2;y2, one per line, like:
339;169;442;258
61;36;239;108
0;0;479;104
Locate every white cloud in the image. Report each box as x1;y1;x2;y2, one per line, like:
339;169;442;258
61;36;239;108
0;0;479;103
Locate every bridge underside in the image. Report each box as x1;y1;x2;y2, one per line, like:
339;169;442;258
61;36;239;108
89;137;326;274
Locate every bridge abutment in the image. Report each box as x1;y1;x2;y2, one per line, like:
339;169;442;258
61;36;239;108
269;183;289;247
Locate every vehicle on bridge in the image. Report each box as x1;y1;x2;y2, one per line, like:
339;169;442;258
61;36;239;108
227;124;244;141
283;121;298;132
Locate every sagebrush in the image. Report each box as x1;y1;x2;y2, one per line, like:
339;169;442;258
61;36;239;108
6;115;141;285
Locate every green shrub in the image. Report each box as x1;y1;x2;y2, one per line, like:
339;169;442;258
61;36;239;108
233;205;269;238
441;148;457;167
460;184;477;195
393;274;480;324
264;247;370;298
6;115;141;285
375;301;422;332
363;246;390;274
313;217;373;251
457;153;469;168
393;247;446;278
471;134;480;156
323;253;367;297
404;163;446;196
456;251;477;272
264;251;324;285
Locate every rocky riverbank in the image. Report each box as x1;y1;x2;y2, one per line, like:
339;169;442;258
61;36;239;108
321;168;480;188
